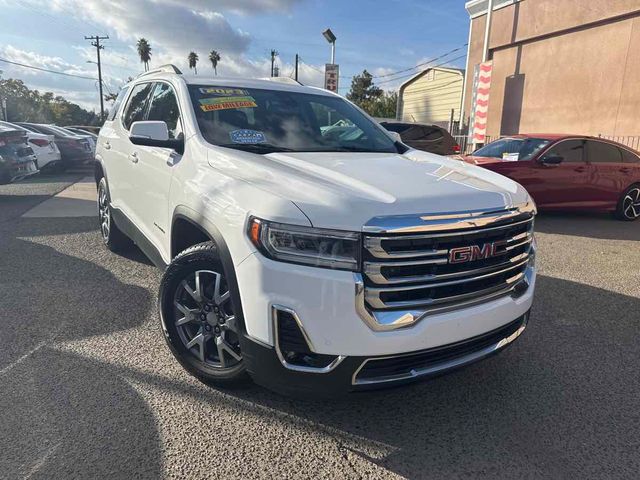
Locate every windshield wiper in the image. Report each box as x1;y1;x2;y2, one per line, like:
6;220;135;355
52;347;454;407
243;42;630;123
218;143;295;154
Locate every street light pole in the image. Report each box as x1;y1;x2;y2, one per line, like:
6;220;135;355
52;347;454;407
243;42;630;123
322;28;337;64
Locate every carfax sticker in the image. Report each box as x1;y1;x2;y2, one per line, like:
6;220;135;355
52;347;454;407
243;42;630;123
229;129;266;144
199;95;257;112
199;87;249;96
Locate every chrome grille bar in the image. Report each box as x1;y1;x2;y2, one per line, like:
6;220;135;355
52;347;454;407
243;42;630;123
365;265;527;309
358;203;536;327
365;251;530;285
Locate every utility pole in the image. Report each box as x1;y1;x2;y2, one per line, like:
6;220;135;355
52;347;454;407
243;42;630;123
294;54;299;81
85;34;109;121
0;69;5;121
270;50;278;77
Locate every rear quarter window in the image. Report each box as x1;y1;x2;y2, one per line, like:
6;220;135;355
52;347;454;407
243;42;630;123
620;147;640;164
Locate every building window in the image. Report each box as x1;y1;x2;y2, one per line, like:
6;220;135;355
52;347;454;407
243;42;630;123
426;70;435;81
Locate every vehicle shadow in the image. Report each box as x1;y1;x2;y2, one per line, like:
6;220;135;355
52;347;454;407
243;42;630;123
0;219;162;478
205;274;639;478
535;212;640;241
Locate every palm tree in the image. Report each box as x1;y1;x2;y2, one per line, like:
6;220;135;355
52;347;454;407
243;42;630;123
208;50;221;76
136;38;152;72
188;51;199;75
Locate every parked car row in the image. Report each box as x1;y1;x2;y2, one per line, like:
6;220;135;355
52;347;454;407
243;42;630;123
0;121;98;182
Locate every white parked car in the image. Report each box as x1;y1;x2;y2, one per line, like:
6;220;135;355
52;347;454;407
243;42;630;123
95;65;537;396
0;121;61;171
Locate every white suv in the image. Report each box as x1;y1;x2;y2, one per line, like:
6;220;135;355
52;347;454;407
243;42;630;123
95;65;536;396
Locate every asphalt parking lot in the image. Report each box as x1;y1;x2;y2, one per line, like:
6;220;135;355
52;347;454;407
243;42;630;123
1;173;638;479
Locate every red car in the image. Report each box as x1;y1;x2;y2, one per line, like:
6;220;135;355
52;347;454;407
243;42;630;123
461;134;640;221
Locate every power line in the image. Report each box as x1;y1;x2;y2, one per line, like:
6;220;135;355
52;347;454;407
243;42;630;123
371;44;468;79
0;57;97;80
376;54;467;85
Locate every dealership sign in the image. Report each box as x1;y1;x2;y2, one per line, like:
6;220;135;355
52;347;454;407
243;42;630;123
469;60;493;144
324;64;339;92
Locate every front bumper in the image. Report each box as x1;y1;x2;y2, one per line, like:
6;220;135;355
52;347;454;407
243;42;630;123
241;310;529;397
234;251;535;396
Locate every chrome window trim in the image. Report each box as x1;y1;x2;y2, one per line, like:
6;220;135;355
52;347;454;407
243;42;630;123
271;305;346;374
363;201;536;234
351;313;528;386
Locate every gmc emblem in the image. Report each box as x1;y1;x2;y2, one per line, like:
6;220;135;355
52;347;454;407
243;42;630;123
448;241;507;264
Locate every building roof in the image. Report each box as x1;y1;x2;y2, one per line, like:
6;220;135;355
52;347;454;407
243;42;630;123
398;66;465;93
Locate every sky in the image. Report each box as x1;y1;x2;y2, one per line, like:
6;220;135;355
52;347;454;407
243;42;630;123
0;0;471;112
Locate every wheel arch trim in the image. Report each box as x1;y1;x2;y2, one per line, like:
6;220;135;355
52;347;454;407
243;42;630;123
171;205;249;338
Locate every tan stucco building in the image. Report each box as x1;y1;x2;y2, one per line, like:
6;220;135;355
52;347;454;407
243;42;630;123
397;67;464;128
463;0;640;138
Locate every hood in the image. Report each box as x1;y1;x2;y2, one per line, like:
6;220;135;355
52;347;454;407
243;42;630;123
208;148;529;230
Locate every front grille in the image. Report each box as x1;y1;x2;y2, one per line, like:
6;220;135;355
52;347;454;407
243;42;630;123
362;213;534;313
354;314;526;384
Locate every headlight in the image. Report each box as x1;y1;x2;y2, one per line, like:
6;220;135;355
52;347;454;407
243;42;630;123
248;217;360;271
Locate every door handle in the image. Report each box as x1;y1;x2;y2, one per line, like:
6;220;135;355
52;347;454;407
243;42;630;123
619;168;630;174
103;141;111;150
129;152;139;164
574;166;586;173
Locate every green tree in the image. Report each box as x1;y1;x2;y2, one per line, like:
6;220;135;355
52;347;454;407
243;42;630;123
0;78;100;125
368;91;398;119
136;38;152;72
188;51;199;75
346;70;383;112
346;70;398;118
208;50;221;76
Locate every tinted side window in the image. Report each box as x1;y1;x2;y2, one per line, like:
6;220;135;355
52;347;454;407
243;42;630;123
147;83;182;139
122;83;153;130
421;126;444;141
543;140;584;163
382;123;410;134
620;147;639;164
106;86;130;122
587;140;622;163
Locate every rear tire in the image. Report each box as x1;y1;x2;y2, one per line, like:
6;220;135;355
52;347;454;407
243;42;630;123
159;242;248;386
97;177;131;251
615;184;640;221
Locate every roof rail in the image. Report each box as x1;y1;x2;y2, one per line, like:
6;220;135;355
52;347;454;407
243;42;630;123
137;64;182;79
260;77;302;86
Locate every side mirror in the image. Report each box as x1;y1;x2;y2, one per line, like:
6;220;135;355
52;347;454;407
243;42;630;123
387;131;402;142
129;121;183;154
541;153;563;165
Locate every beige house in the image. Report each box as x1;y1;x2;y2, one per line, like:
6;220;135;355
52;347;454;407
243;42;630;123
463;0;640;138
396;67;465;128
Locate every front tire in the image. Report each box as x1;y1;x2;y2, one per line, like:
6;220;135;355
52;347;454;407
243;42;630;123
615;184;640;221
97;177;131;251
159;242;247;385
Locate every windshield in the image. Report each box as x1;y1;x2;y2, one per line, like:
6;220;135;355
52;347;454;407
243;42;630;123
189;85;398;154
473;137;551;161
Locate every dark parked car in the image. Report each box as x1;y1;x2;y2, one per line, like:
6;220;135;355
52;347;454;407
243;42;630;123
461;134;640;221
16;123;93;169
380;121;460;155
0;124;39;184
